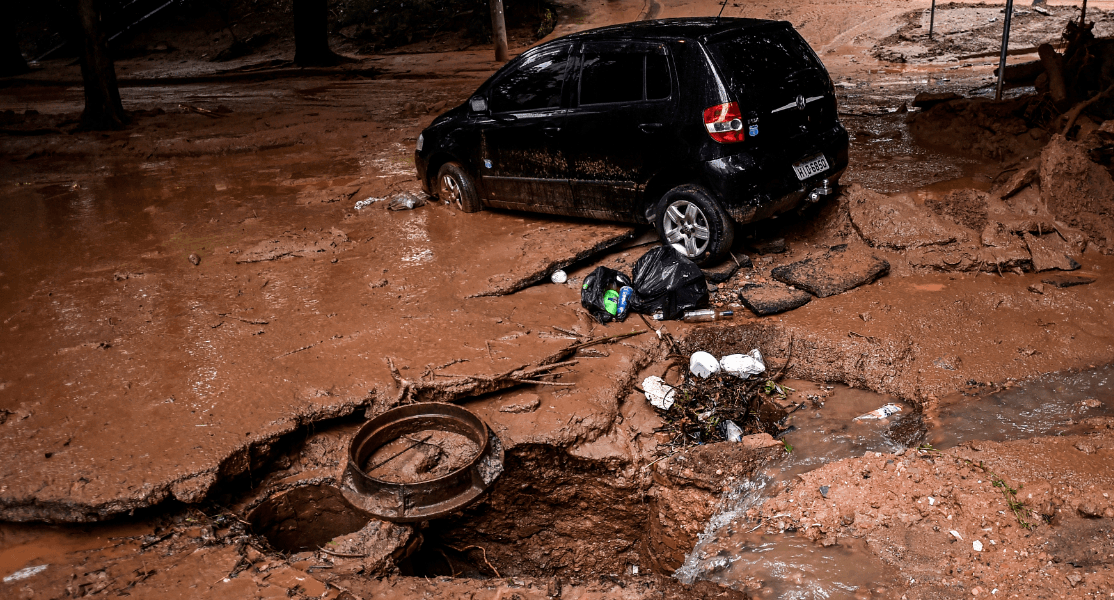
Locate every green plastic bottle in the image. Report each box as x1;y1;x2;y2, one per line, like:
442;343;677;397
603;289;621;316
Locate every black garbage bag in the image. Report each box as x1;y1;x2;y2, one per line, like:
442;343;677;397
580;266;633;324
630;246;708;320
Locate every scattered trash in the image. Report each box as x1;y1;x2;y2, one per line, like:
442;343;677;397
819;485;830;499
928;496;936;505
580;266;634;324
643;376;677;410
3;564;48;583
689;351;721;379
973;540;983;552
387;191;428;211
681;308;734;322
853;403;903;421
950;530;963;541
616;285;634;320
188;253;200;266
721;349;765;378
631;246;708;320
550;269;567;284
720;419;744;442
354;197;379;210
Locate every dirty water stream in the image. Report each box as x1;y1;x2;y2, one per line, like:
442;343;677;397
676;366;1114;598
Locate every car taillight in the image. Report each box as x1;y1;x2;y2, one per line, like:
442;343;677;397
703;101;745;143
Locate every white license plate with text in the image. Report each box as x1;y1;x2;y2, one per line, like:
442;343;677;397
792;154;829;181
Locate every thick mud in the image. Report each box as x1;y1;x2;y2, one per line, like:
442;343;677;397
4;0;1114;599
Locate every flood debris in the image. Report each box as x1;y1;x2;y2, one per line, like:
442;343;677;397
853;403;903;421
771;244;890;298
651;345;793;447
1041;274;1097;288
235;228;352;263
736;282;812;316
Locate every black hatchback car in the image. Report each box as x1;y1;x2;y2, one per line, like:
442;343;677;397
415;18;848;264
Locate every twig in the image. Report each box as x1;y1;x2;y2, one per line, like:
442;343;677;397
317;547;369;558
365;434;434;472
551;326;583;338
445;544;500;578
180;104;226;118
274;341;320;359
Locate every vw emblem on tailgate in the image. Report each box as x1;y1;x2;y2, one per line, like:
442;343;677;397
796;94;806;111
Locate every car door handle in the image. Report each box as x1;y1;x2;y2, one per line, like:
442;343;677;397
639;123;663;133
542;126;560;137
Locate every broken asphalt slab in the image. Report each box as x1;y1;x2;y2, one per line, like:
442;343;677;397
771;244;890;298
737;282;812;316
846;184;963;249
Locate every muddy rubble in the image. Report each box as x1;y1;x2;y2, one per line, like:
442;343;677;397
5;0;1114;599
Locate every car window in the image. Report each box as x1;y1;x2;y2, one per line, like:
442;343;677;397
706;27;820;96
489;44;571;113
578;45;672;106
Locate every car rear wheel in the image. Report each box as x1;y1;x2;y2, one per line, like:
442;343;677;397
436;162;482;213
655;184;734;265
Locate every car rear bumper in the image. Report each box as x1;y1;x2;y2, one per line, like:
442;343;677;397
702;123;849;224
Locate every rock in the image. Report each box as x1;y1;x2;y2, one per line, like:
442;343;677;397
746;237;786;255
771;245;889;298
912;91;962;110
499;394;541;414
1028;283;1046;294
188;253;201;266
846;185;963;249
1041;274;1096;288
328;519;415;577
702;255;749;283
992;160;1039;199
1024;232;1080;272
737;282;812;315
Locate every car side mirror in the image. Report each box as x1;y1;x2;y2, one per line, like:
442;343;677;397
470;97;488;113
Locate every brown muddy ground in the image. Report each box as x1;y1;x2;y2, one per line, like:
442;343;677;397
2;0;1114;598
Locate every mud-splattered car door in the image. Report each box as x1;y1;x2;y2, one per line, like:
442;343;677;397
561;41;677;222
477;42;574;212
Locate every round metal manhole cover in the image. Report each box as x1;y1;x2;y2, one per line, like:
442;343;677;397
340;402;504;522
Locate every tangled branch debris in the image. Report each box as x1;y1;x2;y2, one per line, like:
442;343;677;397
654;340;794;449
387;330;647;404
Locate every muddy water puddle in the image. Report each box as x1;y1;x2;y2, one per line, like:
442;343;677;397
678;366;1114;597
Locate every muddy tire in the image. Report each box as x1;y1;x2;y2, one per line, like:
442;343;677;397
436;162;482;213
655;184;734;265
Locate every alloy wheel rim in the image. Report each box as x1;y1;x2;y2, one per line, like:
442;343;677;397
440;174;462;209
663;199;711;257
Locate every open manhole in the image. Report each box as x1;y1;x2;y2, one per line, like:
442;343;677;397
248;484;372;553
340;402;504;522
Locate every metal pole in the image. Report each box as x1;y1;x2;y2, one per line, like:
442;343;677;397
995;0;1014;101
929;0;936;39
490;0;509;62
1081;0;1088;26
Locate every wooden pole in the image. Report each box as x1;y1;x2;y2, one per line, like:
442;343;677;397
490;0;509;62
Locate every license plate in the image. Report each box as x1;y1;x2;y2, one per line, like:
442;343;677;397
792;154;829;181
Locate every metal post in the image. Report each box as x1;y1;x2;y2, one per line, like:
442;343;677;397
490;0;509;62
1081;0;1088;26
995;0;1014;101
929;0;936;39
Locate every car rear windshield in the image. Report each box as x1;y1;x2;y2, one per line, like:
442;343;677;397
705;27;820;96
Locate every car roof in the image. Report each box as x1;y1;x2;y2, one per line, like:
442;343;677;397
562;17;783;43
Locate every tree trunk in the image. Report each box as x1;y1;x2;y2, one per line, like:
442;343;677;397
490;0;509;62
76;0;127;130
1;20;30;77
293;0;339;67
1038;43;1069;107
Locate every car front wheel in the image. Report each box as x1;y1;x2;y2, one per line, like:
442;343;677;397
655;184;734;265
436;162;482;213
